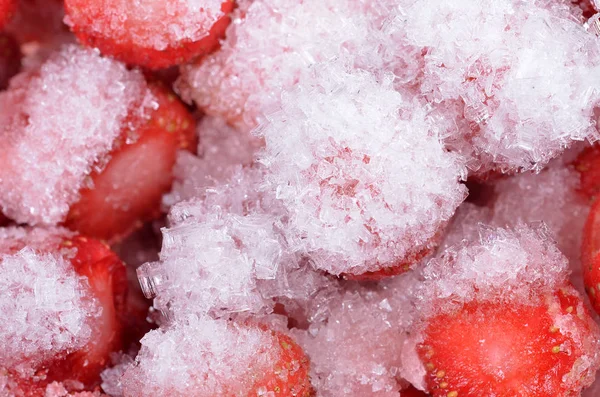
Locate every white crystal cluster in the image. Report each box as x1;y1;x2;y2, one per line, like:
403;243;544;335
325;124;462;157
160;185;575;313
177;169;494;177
0;227;99;375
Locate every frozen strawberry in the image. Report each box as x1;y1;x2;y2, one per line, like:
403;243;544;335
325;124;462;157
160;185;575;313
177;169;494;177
0;228;127;395
582;197;600;313
121;316;312;396
574;144;600;201
64;0;234;69
0;0;16;28
64;82;196;242
417;290;599;397
0;31;20;90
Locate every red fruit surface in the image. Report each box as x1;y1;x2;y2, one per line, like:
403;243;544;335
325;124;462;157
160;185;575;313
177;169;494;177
418;291;598;397
0;31;20;90
574;144;600;201
64;0;234;69
0;0;17;28
65;82;196;242
582;197;600;313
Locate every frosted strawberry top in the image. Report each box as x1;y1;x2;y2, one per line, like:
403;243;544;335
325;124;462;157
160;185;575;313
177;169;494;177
258;64;466;276
401;0;600;174
120;316;282;397
64;0;228;51
0;227;99;373
0;45;153;225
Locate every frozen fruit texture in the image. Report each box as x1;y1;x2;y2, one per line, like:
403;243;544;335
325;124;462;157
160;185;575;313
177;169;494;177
64;0;234;69
177;0;382;132
0;44;153;226
574;144;600;200
140;166;293;319
120;316;311;397
0;227;98;373
400;0;600;175
64;81;196;242
164;115;262;207
402;225;600;395
294;276;415;397
257;63;466;276
582;198;600;313
0;32;21;90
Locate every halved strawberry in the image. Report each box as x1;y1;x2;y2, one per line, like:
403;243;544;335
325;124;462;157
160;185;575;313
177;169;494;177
1;233;127;395
417;290;598;397
64;82;196;242
0;32;21;90
574;144;600;201
0;0;17;28
64;0;234;69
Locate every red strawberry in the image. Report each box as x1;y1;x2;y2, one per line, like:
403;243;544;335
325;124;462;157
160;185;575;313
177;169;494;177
64;82;196;242
417;289;598;397
0;0;16;28
64;0;234;69
247;328;313;397
574;144;600;201
582;197;600;313
1;233;127;395
0;32;21;90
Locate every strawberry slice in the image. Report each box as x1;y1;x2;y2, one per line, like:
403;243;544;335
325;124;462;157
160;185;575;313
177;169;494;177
0;0;16;28
417;290;599;397
2;233;127;394
64;0;234;69
64;82;196;242
574;144;600;201
0;32;21;90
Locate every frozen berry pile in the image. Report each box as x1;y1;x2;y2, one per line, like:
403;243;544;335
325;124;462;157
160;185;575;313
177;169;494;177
5;0;600;396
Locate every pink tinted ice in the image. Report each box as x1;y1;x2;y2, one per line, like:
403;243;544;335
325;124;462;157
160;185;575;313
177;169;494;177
64;0;227;51
0;227;99;374
0;44;152;225
163;115;262;207
294;276;415;397
401;0;600;175
120;316;281;397
257;64;466;276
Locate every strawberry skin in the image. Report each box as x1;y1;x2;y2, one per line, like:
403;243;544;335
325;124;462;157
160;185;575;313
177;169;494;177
582;197;600;314
248;330;313;397
64;82;196;243
64;0;234;70
418;290;599;397
574;145;600;201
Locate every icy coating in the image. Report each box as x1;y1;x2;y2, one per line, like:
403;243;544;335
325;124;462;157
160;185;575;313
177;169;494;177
177;0;382;132
258;64;466;275
163;115;262;207
294;278;415;397
65;0;227;51
0;45;152;225
120;316;280;397
0;227;99;372
400;0;600;174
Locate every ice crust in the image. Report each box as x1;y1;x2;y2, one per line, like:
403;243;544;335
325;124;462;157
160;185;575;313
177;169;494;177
0;227;99;373
120;316;281;397
65;0;227;51
0;45;152;225
400;0;600;174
